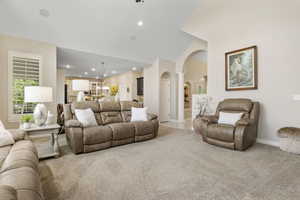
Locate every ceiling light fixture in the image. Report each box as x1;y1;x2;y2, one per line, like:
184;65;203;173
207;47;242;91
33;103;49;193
103;73;107;77
112;70;117;74
66;65;70;69
137;20;143;27
132;67;137;71
84;72;88;75
91;68;96;72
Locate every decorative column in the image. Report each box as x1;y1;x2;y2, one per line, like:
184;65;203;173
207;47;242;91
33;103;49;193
177;72;185;122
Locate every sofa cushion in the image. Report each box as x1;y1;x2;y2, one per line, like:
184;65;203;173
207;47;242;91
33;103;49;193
133;121;154;136
218;99;253;113
0;146;11;168
83;126;112;145
10;141;38;156
108;123;135;140
71;102;100;114
101;112;123;125
0;167;43;200
100;102;121;112
1;148;39;173
120;101;141;111
0;185;17;200
207;124;235;142
121;111;131;122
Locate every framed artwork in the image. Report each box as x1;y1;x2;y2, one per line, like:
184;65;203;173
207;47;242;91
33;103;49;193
225;46;257;91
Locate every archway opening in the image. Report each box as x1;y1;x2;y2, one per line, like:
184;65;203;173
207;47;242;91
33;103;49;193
182;50;208;120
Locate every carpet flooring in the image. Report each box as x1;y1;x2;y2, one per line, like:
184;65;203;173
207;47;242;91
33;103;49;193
39;126;300;200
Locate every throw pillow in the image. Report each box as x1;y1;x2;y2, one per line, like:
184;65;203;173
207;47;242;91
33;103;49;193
75;108;98;127
218;112;244;126
0;125;15;147
131;107;148;122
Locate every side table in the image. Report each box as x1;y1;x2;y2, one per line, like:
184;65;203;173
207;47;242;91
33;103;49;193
21;124;61;159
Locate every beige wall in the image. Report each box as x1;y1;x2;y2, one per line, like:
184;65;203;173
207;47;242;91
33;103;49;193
57;68;65;104
183;0;300;144
0;34;57;128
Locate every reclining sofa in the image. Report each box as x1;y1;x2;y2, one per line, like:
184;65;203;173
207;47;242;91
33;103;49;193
64;101;159;154
0;130;44;200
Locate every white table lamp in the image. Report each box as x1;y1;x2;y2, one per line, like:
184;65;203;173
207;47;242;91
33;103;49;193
24;86;53;126
72;80;90;102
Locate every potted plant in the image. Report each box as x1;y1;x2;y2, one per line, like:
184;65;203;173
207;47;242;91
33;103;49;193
20;114;33;129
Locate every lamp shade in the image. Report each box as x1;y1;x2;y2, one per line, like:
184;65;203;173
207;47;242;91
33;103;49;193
24;86;53;103
72;80;90;91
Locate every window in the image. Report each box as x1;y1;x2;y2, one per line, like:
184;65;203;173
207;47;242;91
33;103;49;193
8;52;41;121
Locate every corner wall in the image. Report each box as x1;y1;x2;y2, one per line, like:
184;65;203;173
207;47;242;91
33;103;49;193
0;34;57;128
183;0;300;143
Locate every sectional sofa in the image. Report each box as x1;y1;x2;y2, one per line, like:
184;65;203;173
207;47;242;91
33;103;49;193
64;101;159;154
0;130;43;200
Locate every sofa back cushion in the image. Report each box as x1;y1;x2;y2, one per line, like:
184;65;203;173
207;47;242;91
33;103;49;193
99;102;122;125
120;101;142;122
71;102;103;125
217;99;253;119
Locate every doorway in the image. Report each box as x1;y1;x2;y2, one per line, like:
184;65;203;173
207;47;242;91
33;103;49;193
183;50;208;120
160;72;171;122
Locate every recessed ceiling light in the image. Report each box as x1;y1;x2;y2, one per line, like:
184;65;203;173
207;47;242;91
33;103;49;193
84;72;88;75
91;68;96;72
132;67;137;71
40;9;50;18
103;73;107;77
66;65;70;69
137;20;143;26
112;70;117;74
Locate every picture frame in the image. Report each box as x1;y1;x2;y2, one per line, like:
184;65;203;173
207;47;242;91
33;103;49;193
225;46;258;91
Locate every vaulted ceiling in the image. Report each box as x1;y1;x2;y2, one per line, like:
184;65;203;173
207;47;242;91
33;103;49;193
0;0;200;65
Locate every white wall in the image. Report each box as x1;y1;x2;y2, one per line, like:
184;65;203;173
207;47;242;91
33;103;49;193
144;59;160;114
183;0;300;143
0;34;57;128
57;68;65;104
144;58;177;119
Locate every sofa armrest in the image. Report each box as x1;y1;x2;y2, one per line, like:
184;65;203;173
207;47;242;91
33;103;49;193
147;113;158;120
65;120;82;128
0;185;17;200
236;119;255;126
200;115;218;124
8;129;25;141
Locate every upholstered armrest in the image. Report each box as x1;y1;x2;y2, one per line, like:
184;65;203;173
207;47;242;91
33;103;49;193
147;113;158;120
0;185;17;200
65;120;82;128
8;129;25;141
200;115;218;124
236;119;255;126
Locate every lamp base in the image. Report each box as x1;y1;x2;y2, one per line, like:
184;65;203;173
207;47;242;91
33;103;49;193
77;91;86;102
33;104;48;126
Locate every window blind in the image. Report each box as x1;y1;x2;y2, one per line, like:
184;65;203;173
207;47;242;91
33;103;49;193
12;56;40;114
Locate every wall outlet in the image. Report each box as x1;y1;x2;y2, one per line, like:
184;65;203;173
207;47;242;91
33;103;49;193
292;94;300;101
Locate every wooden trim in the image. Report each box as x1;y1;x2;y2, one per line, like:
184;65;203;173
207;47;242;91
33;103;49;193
225;46;257;91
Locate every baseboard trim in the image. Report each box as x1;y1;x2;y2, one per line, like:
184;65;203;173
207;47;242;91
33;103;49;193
257;138;279;147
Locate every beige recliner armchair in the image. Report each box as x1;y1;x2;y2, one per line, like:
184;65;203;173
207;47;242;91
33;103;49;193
193;98;260;151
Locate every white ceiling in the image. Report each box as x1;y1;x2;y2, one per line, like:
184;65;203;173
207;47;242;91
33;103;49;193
0;0;200;65
57;47;147;78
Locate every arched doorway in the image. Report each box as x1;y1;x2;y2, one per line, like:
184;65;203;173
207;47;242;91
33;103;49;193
182;50;208;121
160;72;171;122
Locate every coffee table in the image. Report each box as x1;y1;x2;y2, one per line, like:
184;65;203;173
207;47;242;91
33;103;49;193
21;124;61;159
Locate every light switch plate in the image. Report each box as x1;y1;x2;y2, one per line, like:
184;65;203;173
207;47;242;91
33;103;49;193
292;94;300;101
